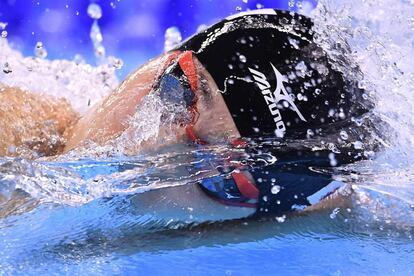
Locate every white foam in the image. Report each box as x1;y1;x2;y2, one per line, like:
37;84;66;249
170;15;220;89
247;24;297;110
0;38;119;114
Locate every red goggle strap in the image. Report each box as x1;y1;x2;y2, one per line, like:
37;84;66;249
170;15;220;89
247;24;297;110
177;51;258;201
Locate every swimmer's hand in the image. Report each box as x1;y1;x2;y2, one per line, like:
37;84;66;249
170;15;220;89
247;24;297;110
0;86;79;158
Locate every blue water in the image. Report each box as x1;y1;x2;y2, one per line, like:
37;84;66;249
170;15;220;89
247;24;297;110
1;154;413;275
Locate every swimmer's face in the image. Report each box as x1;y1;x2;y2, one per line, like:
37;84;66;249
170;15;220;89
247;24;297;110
154;51;241;143
64;51;240;152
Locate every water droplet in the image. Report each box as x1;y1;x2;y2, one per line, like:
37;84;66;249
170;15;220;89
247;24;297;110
288;0;295;8
291;204;306;211
108;56;124;69
340;130;349;140
357;80;367;89
256;3;264;9
235;6;242;11
90;21;103;43
1;30;7;38
271;185;281;194
7;145;16;153
239;55;247;63
0;22;7;30
95;45;105;58
164;26;182;52
89;19;106;63
196;24;208;33
330;207;340;219
87;3;102;19
34;41;47;59
329;152;338;166
73;54;85;65
351;117;364;126
242;0;248;3
262;195;268;202
353;141;363;149
3;62;12;74
306;129;314;138
276;215;286;223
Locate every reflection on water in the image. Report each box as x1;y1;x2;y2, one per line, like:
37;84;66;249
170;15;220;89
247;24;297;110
1;0;414;274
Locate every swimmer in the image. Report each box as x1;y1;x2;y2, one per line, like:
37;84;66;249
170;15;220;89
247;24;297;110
0;9;379;219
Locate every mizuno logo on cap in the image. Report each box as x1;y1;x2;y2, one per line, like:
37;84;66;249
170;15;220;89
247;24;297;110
248;64;306;137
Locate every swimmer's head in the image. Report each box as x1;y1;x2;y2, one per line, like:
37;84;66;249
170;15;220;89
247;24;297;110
174;9;370;140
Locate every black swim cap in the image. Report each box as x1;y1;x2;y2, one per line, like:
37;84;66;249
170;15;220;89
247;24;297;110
177;9;370;139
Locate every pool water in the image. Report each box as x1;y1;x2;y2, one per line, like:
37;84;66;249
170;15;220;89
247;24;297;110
1;0;414;275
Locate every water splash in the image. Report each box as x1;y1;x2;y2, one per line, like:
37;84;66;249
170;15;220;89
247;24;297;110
312;0;414;165
164;27;182;52
87;3;106;64
310;0;414;230
0;39;118;114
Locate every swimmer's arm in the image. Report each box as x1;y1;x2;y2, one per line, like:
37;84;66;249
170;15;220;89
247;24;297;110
63;54;170;153
0;86;79;158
